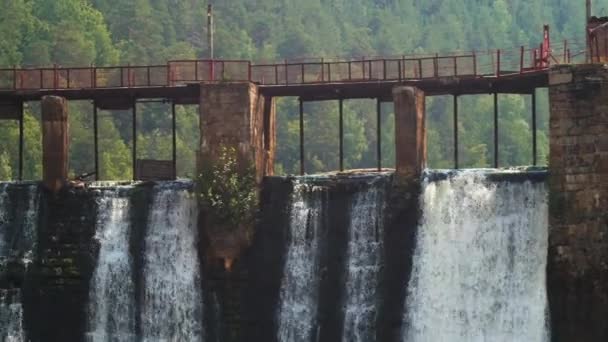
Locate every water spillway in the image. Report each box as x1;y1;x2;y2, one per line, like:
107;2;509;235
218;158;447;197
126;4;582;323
141;186;203;341
0;183;39;342
87;192;135;341
86;182;204;342
0;171;552;341
263;175;390;342
0;289;25;342
342;186;385;342
404;171;549;342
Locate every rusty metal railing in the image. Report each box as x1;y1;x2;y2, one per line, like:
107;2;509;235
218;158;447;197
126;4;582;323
0;44;558;92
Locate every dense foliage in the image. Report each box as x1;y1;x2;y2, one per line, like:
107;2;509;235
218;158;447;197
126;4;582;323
0;0;601;179
196;146;257;229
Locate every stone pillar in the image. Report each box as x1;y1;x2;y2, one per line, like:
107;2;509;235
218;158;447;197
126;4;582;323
41;96;69;192
199;82;276;342
392;86;426;178
200;83;275;183
548;64;608;341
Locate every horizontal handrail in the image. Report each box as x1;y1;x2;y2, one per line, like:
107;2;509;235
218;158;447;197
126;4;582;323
0;44;556;91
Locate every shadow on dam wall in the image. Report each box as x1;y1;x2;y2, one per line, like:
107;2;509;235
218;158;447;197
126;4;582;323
0;170;552;342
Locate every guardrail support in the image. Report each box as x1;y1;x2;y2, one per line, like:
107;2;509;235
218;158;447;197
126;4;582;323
172;101;177;178
18;102;24;181
93;101;99;180
532;90;537;166
377;98;382;171
299;98;305;175
339;98;344;172
132;101;137;180
494;93;499;168
453;95;459;169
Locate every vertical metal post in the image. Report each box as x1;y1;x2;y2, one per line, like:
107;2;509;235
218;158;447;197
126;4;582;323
299;98;305;175
494;93;499;168
473;51;477;76
520;46;525;73
132;101;137;180
453;95;459;169
587;0;592;62
93;101;99;180
376;99;382;171
532;90;537;166
208;4;214;60
18;102;24;181
339;99;344;172
496;49;501;77
172;101;177;179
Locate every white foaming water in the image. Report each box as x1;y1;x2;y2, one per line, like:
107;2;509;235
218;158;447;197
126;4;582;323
0;183;39;342
404;171;549;342
342;185;384;342
141;188;203;341
0;290;25;342
277;184;326;342
87;194;135;342
0;184;8;254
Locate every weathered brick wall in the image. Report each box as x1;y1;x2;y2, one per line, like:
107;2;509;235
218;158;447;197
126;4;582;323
548;64;608;341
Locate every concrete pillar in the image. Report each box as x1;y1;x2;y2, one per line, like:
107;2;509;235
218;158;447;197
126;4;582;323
41;96;69;192
199;82;276;342
392;86;426;177
200;83;275;183
548;65;608;341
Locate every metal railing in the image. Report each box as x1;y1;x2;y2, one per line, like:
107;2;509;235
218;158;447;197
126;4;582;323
0;44;563;92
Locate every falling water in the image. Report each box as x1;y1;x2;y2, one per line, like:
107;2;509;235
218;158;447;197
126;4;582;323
0;183;39;262
342;185;384;342
0;289;25;342
404;171;549;342
0;184;9;255
277;184;326;342
87;193;135;341
0;183;39;342
141;186;203;341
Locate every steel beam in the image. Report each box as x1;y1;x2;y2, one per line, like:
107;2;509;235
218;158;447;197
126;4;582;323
339;98;344;172
132;102;137;180
172;102;177;179
299;98;304;175
453;95;459;169
494;93;499;168
532;90;537;166
377;98;382;171
93;101;99;180
18;102;23;181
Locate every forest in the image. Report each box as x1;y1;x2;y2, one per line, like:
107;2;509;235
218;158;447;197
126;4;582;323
0;0;599;179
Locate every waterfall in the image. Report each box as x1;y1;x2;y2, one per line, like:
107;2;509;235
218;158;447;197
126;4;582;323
141;186;203;341
0;184;9;255
342;185;384;342
277;184;326;342
404;171;549;342
0;183;39;262
0;183;39;342
0;289;24;342
87;192;135;341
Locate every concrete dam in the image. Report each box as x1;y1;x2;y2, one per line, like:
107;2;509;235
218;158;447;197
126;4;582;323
0;20;606;340
0;169;551;342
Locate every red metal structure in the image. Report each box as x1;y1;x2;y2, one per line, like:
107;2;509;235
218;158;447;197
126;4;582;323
0;35;561;92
